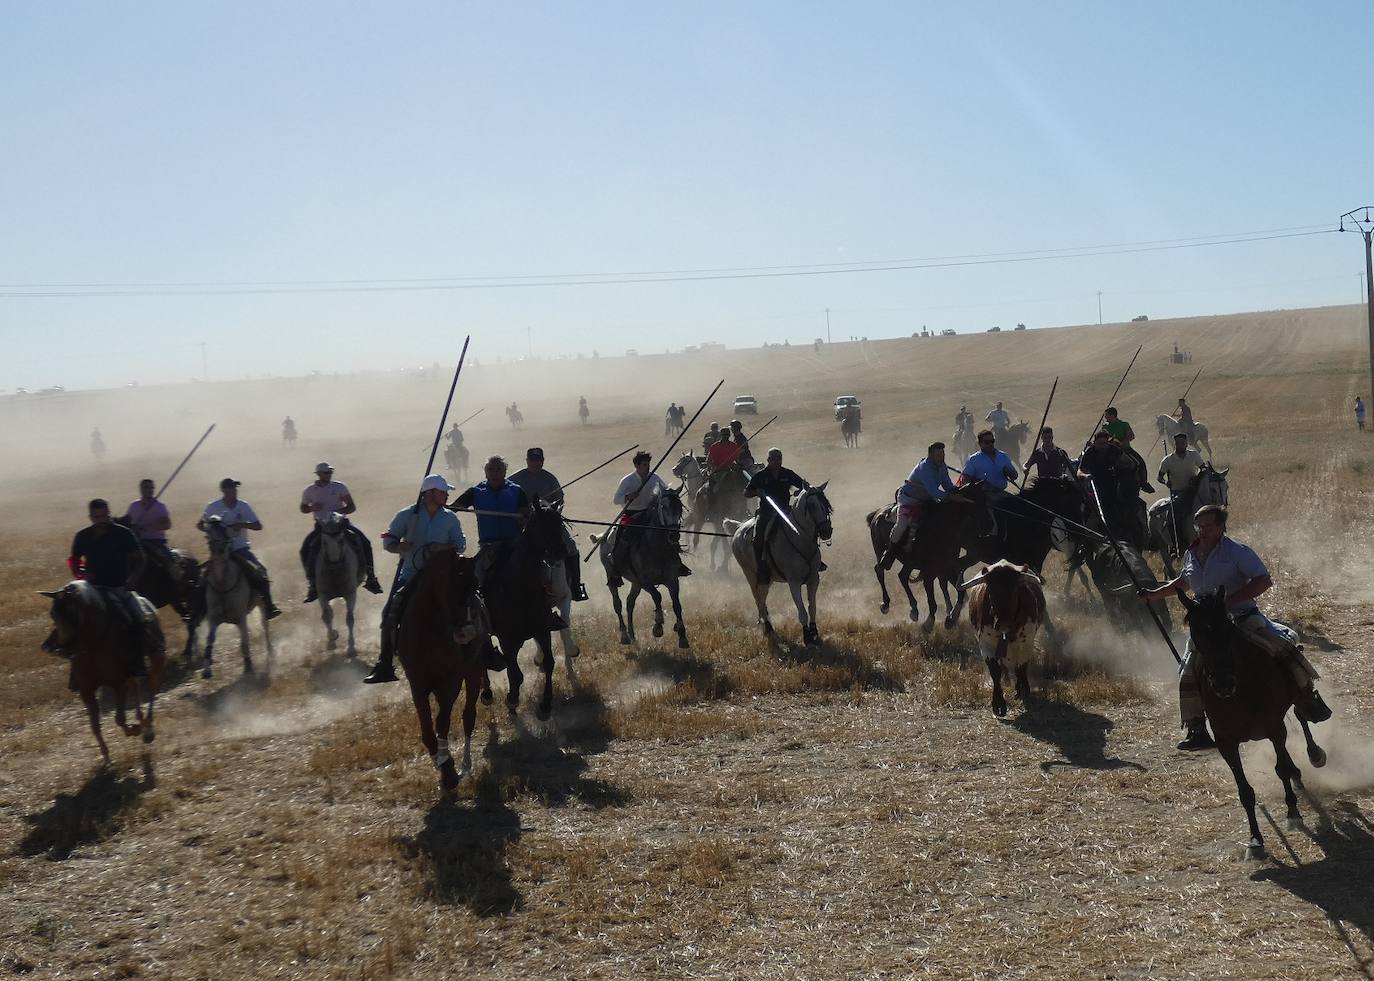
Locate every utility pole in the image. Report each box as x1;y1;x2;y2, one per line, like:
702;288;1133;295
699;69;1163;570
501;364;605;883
1340;207;1374;403
1360;270;1366;302
825;307;831;345
200;341;208;381
1096;291;1103;325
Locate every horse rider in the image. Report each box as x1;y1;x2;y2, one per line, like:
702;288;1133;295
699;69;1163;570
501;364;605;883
510;447;589;601
744;447;809;583
453;455;531;588
879;441;955;570
1138;504;1331;751
1174;397;1195;443
729;419;754;469
955;404;973;432
197;478;282;619
1356;396;1366;433
298;462;384;603
363;473;470;684
1103;407;1155;493
578;396;589;423
608;450;687;586
961;429;1020;531
122;478;179;582
702;422;721;453
90;427;106;457
665;402;680;435
985;402;1010;431
444;423;464;449
1158;431;1205;548
1024;427;1073;481
282;417;296;443
1077;430;1126;530
46;498;157;674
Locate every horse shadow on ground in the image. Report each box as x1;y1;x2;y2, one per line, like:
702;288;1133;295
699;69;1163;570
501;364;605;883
182;670;272;718
17;755;155;861
630;649;734;700
1012;699;1147;773
1252;798;1374;979
776;637;906;692
307;655;369;695
487;684;627;807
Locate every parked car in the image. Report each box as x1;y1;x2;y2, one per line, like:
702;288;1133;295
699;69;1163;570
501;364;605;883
1014;323;1027;331
988;326;1002;333
940;328;957;336
834;395;861;419
1132;315;1149;322
733;395;759;415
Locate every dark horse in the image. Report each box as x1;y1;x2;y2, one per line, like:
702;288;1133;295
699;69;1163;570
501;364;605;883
596;487;691;648
477;502;567;720
397;551;488;791
957;476;1088;578
1179;587;1328;859
128;543;205;661
39;582;167;763
867;488;983;630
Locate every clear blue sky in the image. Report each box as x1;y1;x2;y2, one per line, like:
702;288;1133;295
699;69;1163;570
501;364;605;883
3;2;1371;389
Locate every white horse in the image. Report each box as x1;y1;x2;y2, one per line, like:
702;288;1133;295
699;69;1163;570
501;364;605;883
1155;414;1212;460
315;513;362;658
729;483;833;645
1147;464;1230;577
547;554;581;664
201;517;274;679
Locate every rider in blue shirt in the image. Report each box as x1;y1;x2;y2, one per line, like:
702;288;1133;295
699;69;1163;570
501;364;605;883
960;430;1019;491
453;455;531;584
880;443;957;570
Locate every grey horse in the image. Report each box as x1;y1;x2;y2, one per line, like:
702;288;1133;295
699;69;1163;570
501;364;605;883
1155;414;1212;460
315;513;362;658
201;516;274;679
729;483;833;645
1146;464;1229;577
596;488;691;648
674;454;748;571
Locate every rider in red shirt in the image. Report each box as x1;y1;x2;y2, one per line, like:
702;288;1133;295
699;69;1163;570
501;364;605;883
706;428;741;472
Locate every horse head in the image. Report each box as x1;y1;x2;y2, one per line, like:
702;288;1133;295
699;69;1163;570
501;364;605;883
203;515;233;554
38;581;93;647
672;453;699;480
1196;464;1229;507
798;482;834;541
1178;586;1240;698
523;499;567;559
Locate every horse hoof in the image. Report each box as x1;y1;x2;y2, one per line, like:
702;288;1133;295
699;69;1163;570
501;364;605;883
536;705;552;722
1244;842;1267;861
142;727;155;744
440;765;461;792
879;603;890;615
1308;746;1328;768
652;624;664;639
943;615;958;630
619;634;632;646
567;646;581;659
678;634;690;649
480;690;493;706
921;619;935;633
201;665;213;680
993;701;1007;718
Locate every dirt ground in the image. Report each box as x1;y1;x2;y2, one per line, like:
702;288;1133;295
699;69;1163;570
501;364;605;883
3;306;1374;979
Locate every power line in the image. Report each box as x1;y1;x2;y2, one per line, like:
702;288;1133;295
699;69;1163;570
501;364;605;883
0;227;1336;299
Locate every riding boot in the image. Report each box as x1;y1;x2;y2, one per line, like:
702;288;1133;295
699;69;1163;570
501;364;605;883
1176;721;1215;751
878;544;899;572
303;572;318;604
565;553;588;601
352;529;384;594
363;628;399;683
258;576;282;619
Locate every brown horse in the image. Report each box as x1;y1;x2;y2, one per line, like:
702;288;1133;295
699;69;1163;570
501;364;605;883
867;491;982;630
1179;587;1328;859
396;551;489;791
39;582;167;763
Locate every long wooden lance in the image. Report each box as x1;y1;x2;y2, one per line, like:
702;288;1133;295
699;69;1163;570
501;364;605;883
584;378;724;561
421;407;483;452
154;423;215;500
1015;377;1057;492
553;443;640;497
1180;367;1203;401
1081;344;1143;459
1085;478;1181;665
745;414;779;445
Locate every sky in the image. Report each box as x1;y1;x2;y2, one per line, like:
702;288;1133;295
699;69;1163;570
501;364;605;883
3;2;1373;390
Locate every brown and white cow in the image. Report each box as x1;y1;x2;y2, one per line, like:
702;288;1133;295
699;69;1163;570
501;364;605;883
960;560;1046;717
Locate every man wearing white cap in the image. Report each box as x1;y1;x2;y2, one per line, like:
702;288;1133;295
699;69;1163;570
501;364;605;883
298;462;383;602
363;473;468;685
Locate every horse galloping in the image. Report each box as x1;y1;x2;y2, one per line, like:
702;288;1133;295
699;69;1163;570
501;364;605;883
444;441;470;484
1155;414;1213;460
729;483;833;645
39;582;167;762
867;490;981;630
131;545;205;661
201;517;274;679
841;409;862;449
397;551;489;791
596;487;691;648
1147;464;1230;577
315;513;363;658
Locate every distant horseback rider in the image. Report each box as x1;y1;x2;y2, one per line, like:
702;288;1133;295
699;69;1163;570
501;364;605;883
985;402;1010;431
729;419;754;469
609;451;686;587
1138;505;1331;750
510;447;588;601
1174;397;1195;442
47;498;159;675
578;396;590;425
744;447;808;584
879;442;955;570
706;426;741;474
955;404;973;432
453;456;531;587
363;474;469;685
1104;407;1155;493
122;478;178;580
444;423;464;448
90;427;106;459
197;478;282;619
1024;427;1073;481
281;417;296;446
298;462;383;603
702;422;721;453
1356;396;1366;432
665;402;681;435
1158;432;1205;546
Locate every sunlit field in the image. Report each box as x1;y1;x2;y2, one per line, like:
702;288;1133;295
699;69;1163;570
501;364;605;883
3;306;1374;979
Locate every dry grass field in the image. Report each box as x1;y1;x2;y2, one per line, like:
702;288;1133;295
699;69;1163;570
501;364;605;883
3;306;1374;979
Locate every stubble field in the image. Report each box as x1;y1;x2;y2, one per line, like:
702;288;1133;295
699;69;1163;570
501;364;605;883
2;306;1374;979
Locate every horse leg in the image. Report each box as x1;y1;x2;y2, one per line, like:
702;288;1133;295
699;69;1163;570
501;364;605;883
536;631;555;721
897;565;920;622
625;583;642;644
1015;663;1031;703
787;581;808;640
1271;724;1304;828
82;689;112;763
202;621;217;679
344;593;357;660
609;582;631;646
945;578;969;630
1296;714;1327;768
261;606;275;678
500;634;525;713
434;678;462;791
920;571;938;632
668;579;689;648
1217;740;1265;857
874;558;892;614
238;615;253;675
408;681;444;781
987;658;1007;717
321;599;337;651
646;585;665;639
460;668;481;777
